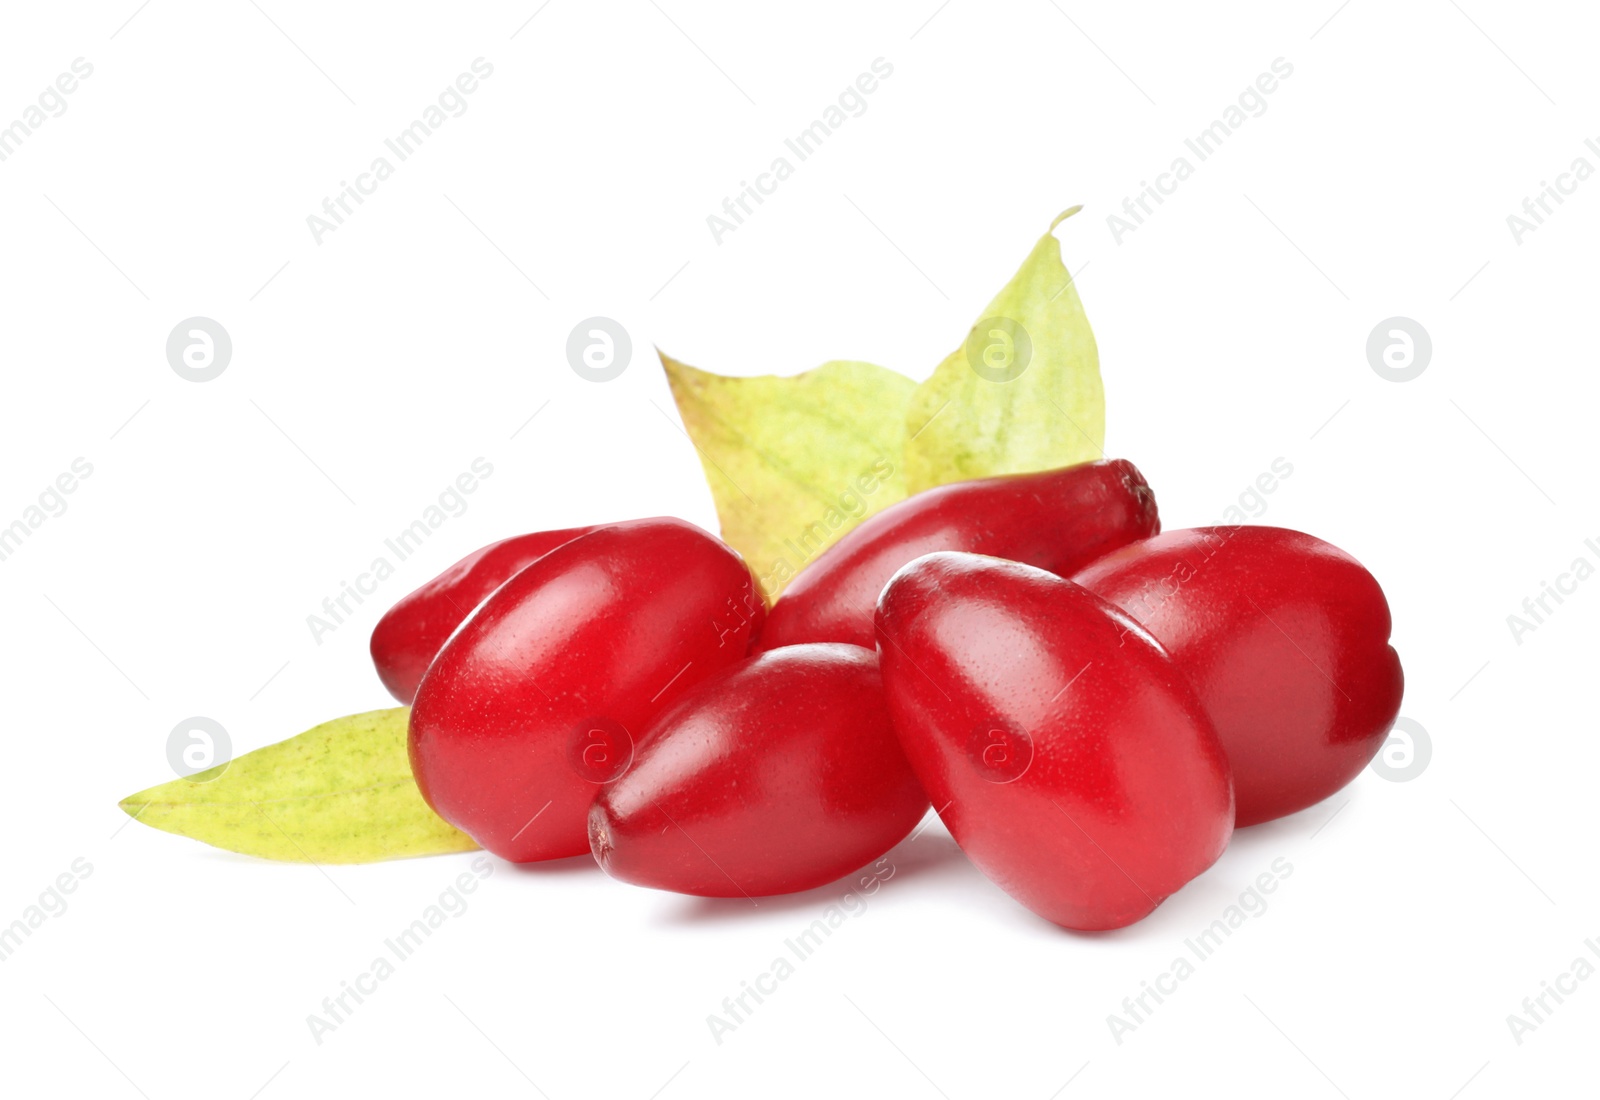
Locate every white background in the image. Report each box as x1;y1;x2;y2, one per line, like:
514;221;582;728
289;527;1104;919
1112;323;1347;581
1;2;1594;1097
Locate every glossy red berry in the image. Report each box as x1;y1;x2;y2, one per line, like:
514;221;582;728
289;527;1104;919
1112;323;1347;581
409;518;764;862
755;459;1159;653
371;526;595;703
589;643;928;897
875;552;1233;931
1074;526;1403;826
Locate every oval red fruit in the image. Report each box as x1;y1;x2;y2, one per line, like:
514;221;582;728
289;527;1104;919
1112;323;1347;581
409;518;764;862
875;552;1233;931
371;526;595;703
589;643;928;897
1074;526;1404;826
755;459;1159;653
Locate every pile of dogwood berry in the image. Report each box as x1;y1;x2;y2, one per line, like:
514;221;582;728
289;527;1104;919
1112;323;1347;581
374;459;1401;930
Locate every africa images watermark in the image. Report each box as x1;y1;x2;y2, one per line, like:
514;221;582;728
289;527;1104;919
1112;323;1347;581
307;854;493;1045
754;455;898;595
1506;935;1600;1046
1107;57;1294;244
1505;138;1600;245
1218;457;1294;525
306;58;495;244
1505;537;1600;646
0;458;94;565
706;856;896;1045
1109;457;1294;643
306;457;496;644
0;58;94;166
711;587;768;650
706;57;895;245
0;857;93;965
1107;856;1294;1045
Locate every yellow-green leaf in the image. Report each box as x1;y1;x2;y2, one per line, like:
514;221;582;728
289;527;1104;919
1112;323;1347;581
118;708;477;864
662;353;915;600
902;206;1105;495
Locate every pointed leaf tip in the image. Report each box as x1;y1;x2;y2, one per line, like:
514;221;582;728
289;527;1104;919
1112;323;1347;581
903;207;1105;494
117;707;477;863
